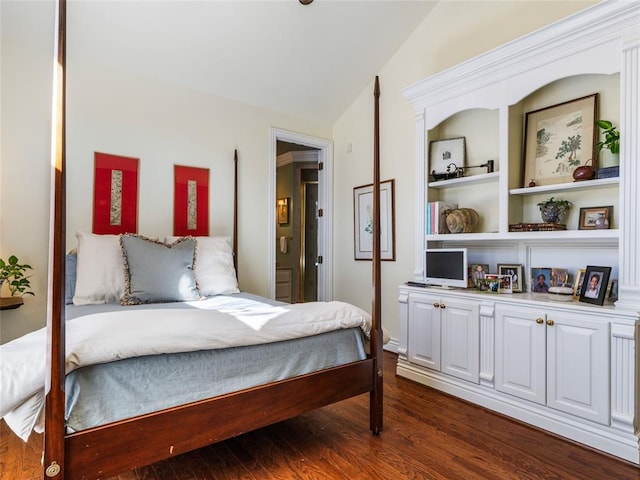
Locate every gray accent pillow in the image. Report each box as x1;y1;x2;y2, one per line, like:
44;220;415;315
120;235;200;305
65;252;77;305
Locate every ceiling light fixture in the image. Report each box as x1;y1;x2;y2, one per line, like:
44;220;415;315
299;0;313;5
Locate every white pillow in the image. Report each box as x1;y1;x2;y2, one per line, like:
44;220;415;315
73;231;126;305
165;236;239;296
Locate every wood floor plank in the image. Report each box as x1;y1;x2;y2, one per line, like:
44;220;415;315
2;352;638;479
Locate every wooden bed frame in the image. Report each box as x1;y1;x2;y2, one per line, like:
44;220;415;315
42;2;383;479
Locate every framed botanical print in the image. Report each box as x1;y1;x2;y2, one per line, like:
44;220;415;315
522;94;598;187
353;179;395;261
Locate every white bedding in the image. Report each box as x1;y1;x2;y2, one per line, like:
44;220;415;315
0;296;371;441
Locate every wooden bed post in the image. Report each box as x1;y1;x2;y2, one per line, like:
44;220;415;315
233;149;239;277
370;76;383;434
44;0;67;477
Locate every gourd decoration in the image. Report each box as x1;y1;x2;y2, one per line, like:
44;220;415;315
572;159;595;181
445;208;479;233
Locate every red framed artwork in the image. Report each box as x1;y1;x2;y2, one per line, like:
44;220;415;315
93;152;139;234
174;165;209;236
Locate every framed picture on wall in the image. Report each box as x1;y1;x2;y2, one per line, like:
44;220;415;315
353;179;395;261
277;197;290;225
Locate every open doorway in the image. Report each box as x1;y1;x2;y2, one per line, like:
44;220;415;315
276;145;318;303
269;128;333;303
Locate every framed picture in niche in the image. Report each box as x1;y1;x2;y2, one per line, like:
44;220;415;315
497;264;523;292
531;267;552;293
573;268;586;299
579;265;612;306
551;268;570;287
578;206;612;230
522;94;597;187
468;263;490;288
429;137;466;181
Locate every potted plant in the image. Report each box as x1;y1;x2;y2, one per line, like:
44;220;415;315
596;120;620;175
537;197;572;224
596;120;620;155
0;255;35;297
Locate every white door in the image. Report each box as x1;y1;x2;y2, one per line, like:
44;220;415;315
441;298;480;383
495;304;546;405
408;294;441;371
546;311;610;424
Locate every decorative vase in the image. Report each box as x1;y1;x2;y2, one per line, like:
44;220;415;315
540;204;570;224
572;160;595;182
445;208;479;233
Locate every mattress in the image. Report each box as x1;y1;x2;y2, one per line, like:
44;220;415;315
65;327;366;432
63;293;367;432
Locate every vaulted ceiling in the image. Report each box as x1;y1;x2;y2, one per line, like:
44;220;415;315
60;1;437;124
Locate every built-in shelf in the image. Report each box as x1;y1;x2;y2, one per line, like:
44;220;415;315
428;171;499;189
426;228;619;243
509;177;619;196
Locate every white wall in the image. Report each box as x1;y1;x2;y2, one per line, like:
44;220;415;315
1;1;598;345
0;1;331;343
331;1;597;345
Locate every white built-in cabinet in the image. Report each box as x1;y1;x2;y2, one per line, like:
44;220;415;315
495;304;609;425
397;2;640;464
408;292;479;383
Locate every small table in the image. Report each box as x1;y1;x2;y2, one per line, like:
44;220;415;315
0;297;24;310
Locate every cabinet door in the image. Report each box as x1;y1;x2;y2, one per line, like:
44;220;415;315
408;294;441;370
440;298;480;383
546;311;609;425
495;305;546;405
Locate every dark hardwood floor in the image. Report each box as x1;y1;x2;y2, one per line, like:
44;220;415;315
2;352;638;479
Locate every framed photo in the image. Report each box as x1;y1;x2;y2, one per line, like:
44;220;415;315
531;267;552;293
579;265;612;306
429;137;465;181
497;264;523;292
578;206;612;230
551;268;570;287
477;274;512;294
607;279;618;301
573;268;586;299
468;263;490;288
353;179;395;261
277;197;290;225
522;93;598;187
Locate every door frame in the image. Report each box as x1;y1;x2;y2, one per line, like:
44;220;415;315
269;127;333;301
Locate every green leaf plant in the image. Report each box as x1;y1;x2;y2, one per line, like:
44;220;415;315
596;120;620;155
0;255;35;296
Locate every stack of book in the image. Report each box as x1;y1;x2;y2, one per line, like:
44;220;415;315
426;201;457;234
597;166;619;179
509;222;567;232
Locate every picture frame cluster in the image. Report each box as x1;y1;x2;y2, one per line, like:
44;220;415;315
468;262;616;306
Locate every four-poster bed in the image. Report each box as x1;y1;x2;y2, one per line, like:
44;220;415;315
27;2;385;479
